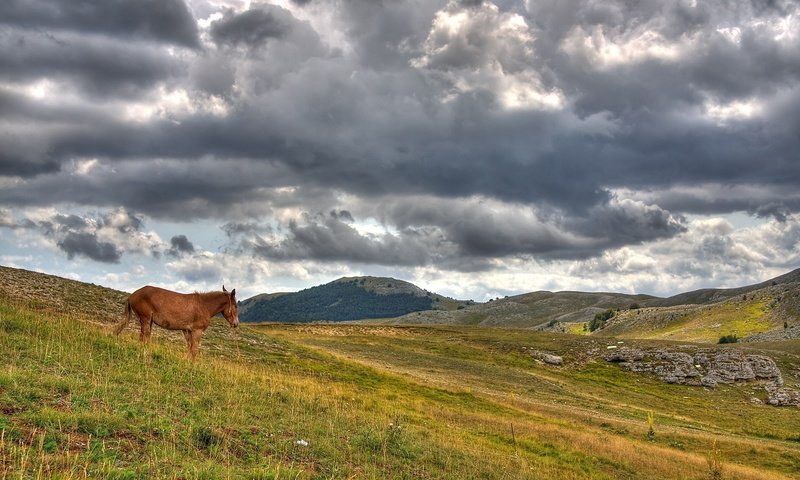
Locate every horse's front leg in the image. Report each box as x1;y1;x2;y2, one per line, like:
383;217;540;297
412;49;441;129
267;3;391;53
189;329;205;361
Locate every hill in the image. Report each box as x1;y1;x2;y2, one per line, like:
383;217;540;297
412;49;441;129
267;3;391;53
382;269;800;342
238;276;467;323
0;265;127;322
1;266;800;478
0;270;800;480
594;279;800;342
381;290;655;329
649;268;800;308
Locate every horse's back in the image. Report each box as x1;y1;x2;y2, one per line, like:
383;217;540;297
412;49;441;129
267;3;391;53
129;286;187;311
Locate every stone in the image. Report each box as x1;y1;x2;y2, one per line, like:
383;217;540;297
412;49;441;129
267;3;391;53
541;354;563;366
701;376;718;388
765;385;800;407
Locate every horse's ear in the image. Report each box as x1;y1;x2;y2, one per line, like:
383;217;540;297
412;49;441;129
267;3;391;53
231;289;236;298
222;285;227;292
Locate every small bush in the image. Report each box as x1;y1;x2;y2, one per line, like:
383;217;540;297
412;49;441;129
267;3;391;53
589;309;615;332
193;425;222;450
718;335;738;344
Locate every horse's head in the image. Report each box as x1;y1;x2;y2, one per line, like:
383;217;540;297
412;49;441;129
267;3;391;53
222;285;239;328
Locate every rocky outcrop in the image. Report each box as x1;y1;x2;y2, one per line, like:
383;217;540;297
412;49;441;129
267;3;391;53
604;346;798;407
742;325;800;342
765;385;800;406
525;348;564;366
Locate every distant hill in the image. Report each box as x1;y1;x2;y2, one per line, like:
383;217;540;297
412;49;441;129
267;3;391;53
648;268;800;307
380;269;800;340
238;276;467;323
380;290;654;329
3;263;797;342
596;273;800;342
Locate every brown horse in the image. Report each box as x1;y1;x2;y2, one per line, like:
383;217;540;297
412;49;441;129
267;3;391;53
114;285;239;360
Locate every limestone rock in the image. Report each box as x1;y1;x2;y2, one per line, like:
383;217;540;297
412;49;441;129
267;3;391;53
765;385;800;406
541;354;564;366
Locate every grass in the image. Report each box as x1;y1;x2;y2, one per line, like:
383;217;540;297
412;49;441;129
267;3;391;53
603;299;777;343
1;268;800;478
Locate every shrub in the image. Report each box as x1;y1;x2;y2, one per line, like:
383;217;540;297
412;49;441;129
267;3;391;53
589;309;615;332
718;334;738;344
706;440;724;480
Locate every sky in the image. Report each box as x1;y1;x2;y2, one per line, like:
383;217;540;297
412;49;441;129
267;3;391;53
1;0;799;301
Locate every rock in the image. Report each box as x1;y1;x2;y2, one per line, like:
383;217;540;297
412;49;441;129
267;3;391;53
529;349;564;366
701;376;718;388
604;347;645;363
605;347;785;393
749;397;762;404
747;356;784;385
541;354;563;366
765;385;800;407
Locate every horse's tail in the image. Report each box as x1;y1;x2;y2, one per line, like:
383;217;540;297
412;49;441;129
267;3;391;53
113;301;133;335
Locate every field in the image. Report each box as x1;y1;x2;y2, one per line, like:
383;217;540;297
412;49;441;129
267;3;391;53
1;267;800;479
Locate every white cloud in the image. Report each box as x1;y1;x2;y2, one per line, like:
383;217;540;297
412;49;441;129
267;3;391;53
413;1;564;110
561;25;691;69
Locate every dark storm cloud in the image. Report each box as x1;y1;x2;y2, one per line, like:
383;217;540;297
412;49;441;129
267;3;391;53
168;235;196;257
0;208;163;264
57;232;122;263
0;0;199;48
0;30;184;98
210;6;292;47
243;195;687;267
1;0;800;270
250;214;434;266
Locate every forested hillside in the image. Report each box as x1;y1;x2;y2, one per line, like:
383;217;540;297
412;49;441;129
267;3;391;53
239;278;435;322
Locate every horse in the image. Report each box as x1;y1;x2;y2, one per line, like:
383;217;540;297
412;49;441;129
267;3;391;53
114;285;239;361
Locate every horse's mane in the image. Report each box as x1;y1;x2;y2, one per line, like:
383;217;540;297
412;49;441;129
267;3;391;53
195;290;227;299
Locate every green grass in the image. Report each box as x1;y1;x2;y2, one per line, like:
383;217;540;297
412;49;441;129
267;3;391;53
603;299;778;343
1;284;799;478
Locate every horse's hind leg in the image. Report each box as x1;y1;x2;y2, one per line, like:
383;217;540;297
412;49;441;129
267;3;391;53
138;313;153;343
183;330;192;360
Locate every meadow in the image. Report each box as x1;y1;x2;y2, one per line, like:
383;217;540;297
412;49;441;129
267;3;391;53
1;269;799;478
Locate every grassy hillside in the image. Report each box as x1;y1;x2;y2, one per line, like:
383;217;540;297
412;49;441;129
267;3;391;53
596;281;800;342
382;290;653;329
2;267;800;478
239;277;467;323
0;265;127;323
651;268;800;308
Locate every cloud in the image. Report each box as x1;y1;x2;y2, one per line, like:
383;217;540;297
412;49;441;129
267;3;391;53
57;232;122;263
166;252;224;283
168;234;196;257
210;5;294;47
1;0;799;281
0;0;200;48
237;195;686;268
0;208;164;264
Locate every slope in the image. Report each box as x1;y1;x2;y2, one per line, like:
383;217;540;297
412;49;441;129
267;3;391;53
239;276;467;323
595;277;800;343
1;266;799;479
382;290;654;329
650;268;800;307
